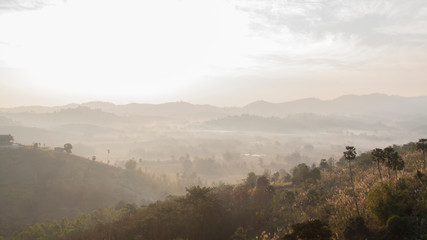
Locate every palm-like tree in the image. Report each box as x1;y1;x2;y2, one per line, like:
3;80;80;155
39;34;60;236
384;146;404;182
383;146;395;179
371;148;385;181
343;146;360;217
416;139;427;171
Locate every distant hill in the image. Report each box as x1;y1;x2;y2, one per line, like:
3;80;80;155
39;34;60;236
0;104;79;114
1;93;426;119
0;102;231;119
0;107;122;128
0;147;172;237
242;94;427;118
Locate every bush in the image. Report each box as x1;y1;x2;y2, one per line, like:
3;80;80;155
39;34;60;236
386;215;411;239
367;183;414;224
343;217;369;240
283;219;332;240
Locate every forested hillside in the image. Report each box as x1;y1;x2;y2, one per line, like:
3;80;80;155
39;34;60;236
6;140;427;240
0;147;182;237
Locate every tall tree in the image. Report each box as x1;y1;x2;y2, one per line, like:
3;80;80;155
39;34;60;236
371;148;385;181
344;146;360;217
384;146;404;182
416;138;427;171
383;147;394;179
387;151;404;182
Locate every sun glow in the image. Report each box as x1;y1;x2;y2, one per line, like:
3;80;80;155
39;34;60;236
0;0;255;101
2;0;426;107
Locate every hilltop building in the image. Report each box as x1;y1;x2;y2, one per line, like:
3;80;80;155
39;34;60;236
0;134;14;145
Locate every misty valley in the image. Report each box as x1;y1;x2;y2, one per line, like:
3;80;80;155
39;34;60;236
1;94;426;184
0;94;427;239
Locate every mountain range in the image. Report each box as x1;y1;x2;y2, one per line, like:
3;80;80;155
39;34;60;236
1;93;426;160
1;93;427;119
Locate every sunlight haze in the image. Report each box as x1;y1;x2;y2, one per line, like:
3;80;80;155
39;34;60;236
1;0;427;107
2;2;427;238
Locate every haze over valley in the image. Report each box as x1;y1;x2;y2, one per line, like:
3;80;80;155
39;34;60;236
1;94;426;184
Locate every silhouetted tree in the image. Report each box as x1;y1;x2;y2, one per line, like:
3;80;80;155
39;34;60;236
122;203;138;217
125;159;137;171
384;147;404;182
292;163;321;185
319;159;329;170
416;138;427;171
392;155;404;182
309;167;321;183
256;175;270;188
245;172;257;188
383;146;394;179
292;163;310;185
253;175;274;210
371;148;385;181
271;171;280;183
64;143;72;154
344;146;360;216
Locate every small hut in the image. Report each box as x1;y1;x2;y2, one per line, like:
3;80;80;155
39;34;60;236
0;134;14;145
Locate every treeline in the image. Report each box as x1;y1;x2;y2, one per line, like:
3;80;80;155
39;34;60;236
5;140;427;239
1;205;129;240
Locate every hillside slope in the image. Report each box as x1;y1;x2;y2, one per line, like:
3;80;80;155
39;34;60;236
0;147;172;237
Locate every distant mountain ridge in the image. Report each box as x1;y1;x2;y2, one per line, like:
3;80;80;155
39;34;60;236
242;94;427;117
1;93;426;119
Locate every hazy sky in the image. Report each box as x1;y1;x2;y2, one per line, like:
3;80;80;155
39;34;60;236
1;0;427;107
